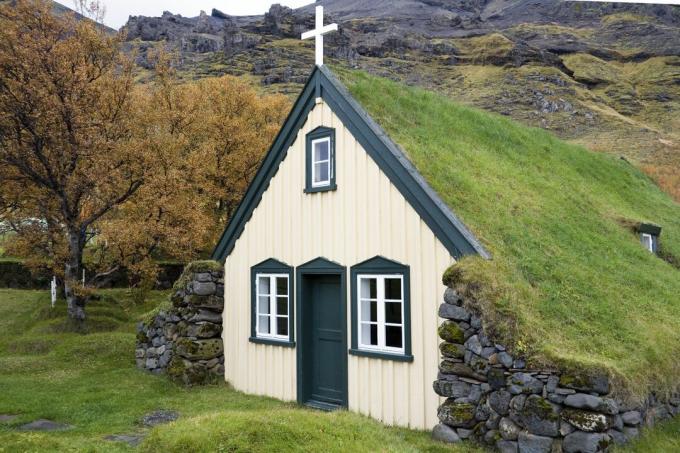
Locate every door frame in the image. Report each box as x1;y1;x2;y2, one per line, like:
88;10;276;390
295;257;348;409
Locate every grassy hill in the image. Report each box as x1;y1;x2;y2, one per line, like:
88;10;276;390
0;289;475;452
338;69;680;401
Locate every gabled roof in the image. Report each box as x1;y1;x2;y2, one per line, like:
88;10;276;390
212;65;489;262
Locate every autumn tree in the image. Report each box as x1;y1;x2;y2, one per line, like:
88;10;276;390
0;0;143;320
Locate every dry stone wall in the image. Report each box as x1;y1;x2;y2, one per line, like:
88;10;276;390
433;287;680;452
136;262;224;385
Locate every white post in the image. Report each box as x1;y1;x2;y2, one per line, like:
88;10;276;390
82;269;85;287
51;276;57;308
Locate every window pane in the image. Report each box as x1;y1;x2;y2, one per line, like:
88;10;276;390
385;302;402;324
276;297;288;316
258;315;270;334
276;277;288;296
385;278;402;300
314;140;329;162
361;323;378;346
386;326;403;349
314;162;329;183
258;295;270;315
360;277;377;299
257;276;270;295
360;299;377;323
277;317;288;336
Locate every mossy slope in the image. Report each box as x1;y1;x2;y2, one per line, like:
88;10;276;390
339;69;680;399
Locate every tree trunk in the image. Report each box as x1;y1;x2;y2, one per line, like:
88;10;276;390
64;228;86;321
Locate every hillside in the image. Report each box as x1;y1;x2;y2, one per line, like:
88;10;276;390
121;1;680;201
336;69;680;400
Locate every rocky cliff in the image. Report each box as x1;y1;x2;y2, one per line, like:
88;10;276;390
121;1;680;200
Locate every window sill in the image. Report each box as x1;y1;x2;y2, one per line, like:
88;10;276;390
348;348;413;362
304;184;337;194
249;337;296;348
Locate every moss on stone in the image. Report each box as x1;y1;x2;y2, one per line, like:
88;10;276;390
172;260;222;291
136;331;149;344
166;356;187;379
440;342;465;359
438;321;465;343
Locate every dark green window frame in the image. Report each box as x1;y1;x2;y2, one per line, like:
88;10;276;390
250;258;295;347
349;256;413;362
305;126;336;193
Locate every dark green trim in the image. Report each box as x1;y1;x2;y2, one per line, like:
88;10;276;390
637;223;662;236
212;66;489;261
249;337;295;348
350;256;412;361
250;258;295;344
295;257;348;408
348;349;414;362
305;126;336;193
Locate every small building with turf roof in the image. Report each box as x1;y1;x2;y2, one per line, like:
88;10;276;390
211;64;489;429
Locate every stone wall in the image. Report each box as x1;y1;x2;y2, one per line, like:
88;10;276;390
433;287;680;452
135;261;224;385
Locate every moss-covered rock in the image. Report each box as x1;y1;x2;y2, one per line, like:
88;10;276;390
559;371;609;395
438;321;465;343
187;322;222;339
166;356;189;380
440;342;465;359
561;408;614;433
514;395;559;437
184;294;224;309
175;338;223;360
173;260;222;291
437;400;477;428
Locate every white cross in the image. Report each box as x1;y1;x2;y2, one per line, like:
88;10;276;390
301;6;338;67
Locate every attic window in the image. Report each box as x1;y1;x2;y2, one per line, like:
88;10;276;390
305;127;336;193
636;223;661;255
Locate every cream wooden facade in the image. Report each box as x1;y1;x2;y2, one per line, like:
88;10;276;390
222;99;455;430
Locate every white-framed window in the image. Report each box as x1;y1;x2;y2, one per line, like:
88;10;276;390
311;136;332;188
641;233;654;253
255;273;290;340
357;274;405;354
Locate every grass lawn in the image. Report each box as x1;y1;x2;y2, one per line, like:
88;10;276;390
338;69;680;400
0;289;477;452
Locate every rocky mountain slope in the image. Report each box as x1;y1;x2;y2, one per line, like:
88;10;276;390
124;1;680;200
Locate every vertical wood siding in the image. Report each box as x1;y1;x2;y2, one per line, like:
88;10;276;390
223;100;454;429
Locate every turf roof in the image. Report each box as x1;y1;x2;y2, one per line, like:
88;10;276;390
335;67;680;399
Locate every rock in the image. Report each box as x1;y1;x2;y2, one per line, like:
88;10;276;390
465;335;483;355
470;315;482;329
437;400;477;428
18;419;73;431
187;322;222;338
499;417;520;440
514;395;560;437
518;431;553;453
145;358;159;369
457;428;473;439
561;409;614;432
483;429;501;445
433;379;471;398
622;426;639;440
560;420;575;436
443;288;463;305
546;375;559;393
440;362;487;381
607;428;628;445
159;350;172;368
482;347;497;359
105;433;147;447
509;373;544;395
439;303;470;321
438;321;465;343
496;439;518;453
488;368;507;389
558;373;609;395
190;309;222;324
439;342;465;359
562;431;611;453
175;338;223;360
195;272;212;282
511;394;527;412
564;394;618;415
497;351;514;368
192;281;216;296
432;422;461;443
0;415;18;423
140;410;179;427
513;359;526;369
621;410;642;426
489;390;512;415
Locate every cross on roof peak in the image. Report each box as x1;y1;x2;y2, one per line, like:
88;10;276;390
301;6;338;67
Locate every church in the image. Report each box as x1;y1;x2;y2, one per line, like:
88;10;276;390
211;6;488;430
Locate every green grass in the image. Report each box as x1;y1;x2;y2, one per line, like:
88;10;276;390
621;418;680;452
0;289;474;452
338;69;680;400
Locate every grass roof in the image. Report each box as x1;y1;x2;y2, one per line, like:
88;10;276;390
337;68;680;400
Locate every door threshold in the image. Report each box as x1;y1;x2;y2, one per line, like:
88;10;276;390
304;400;342;412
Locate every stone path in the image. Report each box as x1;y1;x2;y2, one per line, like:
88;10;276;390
18;419;73;431
139;410;179;427
104;433;147;447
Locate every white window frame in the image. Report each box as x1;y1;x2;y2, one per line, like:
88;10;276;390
254;273;290;341
356;274;405;355
310;136;332;188
641;233;654;253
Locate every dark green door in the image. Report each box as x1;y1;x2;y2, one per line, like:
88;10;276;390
300;274;347;408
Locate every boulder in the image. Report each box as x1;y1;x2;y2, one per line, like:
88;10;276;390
187;322;222;339
558;372;609;395
175;338;223;360
509;373;544;395
517;432;553;453
561;408;614;432
489;390;512;416
433;379;471;398
621;410;642;426
513;395;560;437
438;321;465;343
563;431;611;453
432;423;461;443
496;440;518;453
465;335;483;355
439;303;470;321
499;417;520;440
439;342;465;359
443;287;463;305
437;400;477;428
192;281;217;296
563;394;618;415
